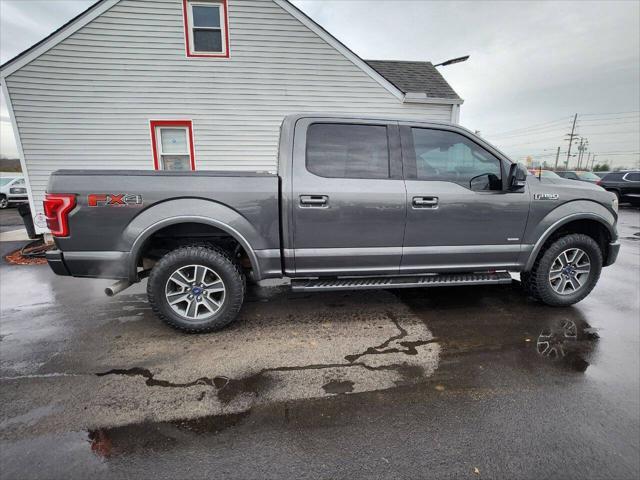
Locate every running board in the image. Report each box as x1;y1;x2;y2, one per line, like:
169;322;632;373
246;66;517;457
291;272;513;292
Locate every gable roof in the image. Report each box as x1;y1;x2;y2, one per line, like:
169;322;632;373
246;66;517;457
1;0;462;105
365;60;461;100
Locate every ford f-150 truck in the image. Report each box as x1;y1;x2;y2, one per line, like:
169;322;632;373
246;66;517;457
44;114;620;332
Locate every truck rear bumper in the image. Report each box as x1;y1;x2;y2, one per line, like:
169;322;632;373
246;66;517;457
604;241;620;267
46;250;130;280
45;250;70;276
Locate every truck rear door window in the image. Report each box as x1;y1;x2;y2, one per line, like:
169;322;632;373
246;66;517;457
306;123;390;179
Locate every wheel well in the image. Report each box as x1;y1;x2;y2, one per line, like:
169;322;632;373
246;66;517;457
137;222;253;274
542;219;611;260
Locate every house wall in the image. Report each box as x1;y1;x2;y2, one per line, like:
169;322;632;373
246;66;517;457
4;0;454;228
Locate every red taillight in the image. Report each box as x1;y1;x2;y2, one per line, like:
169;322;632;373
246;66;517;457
43;193;76;237
596;180;602;186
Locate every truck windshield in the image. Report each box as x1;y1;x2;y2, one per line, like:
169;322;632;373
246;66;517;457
0;178;17;186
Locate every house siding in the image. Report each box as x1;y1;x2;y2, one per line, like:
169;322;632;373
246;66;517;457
5;0;453;225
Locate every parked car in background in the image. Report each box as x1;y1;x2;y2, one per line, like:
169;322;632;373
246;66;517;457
556;171;581;181
528;169;572;184
0;174;28;209
574;171;602;183
594;172;610;179
597;171;640;205
556;171;600;183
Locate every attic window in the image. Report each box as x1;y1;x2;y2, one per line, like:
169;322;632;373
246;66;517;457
183;0;229;58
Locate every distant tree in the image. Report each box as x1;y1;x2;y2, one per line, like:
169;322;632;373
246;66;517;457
542;161;550;169
593;163;609;172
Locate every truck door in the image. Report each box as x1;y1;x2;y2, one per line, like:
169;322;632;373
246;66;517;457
290;118;406;277
399;124;530;272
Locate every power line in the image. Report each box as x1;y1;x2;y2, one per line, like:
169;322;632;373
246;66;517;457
485;117;571;137
579;110;640;116
578;116;640;123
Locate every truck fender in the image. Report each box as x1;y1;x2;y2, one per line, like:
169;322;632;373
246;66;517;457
123;198;266;281
521;201;616;271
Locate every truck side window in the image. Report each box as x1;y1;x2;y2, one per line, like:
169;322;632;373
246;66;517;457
306;123;390;179
411;128;502;191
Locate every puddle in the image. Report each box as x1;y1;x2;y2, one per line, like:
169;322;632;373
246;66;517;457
396;286;599;373
87;411;250;458
322;379;355;394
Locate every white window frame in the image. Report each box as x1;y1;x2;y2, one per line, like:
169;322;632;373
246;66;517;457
184;0;228;57
156;126;192;171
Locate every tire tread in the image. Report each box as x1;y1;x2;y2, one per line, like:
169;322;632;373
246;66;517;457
147;245;245;333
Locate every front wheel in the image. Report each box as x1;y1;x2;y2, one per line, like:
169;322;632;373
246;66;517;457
0;195;8;209
525;234;603;306
147;246;245;333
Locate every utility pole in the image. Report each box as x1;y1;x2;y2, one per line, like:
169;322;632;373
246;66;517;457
554;146;561;171
591;154;596;170
576;137;584;169
585;152;591;170
565;114;578;169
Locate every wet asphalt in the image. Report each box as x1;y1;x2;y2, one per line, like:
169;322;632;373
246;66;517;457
0;207;639;480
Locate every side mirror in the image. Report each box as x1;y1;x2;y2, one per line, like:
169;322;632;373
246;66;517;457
507;163;527;191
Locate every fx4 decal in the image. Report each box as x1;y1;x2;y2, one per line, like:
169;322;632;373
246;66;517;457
534;193;559;201
88;193;143;207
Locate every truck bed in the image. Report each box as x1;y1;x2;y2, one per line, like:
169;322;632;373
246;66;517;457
47;169;280;279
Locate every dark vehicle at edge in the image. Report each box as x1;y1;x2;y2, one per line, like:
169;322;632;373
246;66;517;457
597;170;640;205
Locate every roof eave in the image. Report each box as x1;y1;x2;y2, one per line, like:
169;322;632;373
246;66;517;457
403;92;464;105
0;0;119;78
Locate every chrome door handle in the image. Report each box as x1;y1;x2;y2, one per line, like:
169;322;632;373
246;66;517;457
412;196;438;208
300;195;328;207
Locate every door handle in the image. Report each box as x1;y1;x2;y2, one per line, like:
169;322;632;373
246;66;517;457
300;195;328;207
412;196;438;208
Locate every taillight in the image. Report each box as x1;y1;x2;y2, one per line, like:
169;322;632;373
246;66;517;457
43;193;76;237
596;180;602;186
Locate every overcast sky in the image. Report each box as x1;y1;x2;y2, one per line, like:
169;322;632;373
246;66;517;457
1;0;639;169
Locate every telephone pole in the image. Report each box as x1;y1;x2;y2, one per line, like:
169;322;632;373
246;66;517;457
591;154;596;170
565;114;578;168
554;146;561;171
576;137;584;168
585;152;591;170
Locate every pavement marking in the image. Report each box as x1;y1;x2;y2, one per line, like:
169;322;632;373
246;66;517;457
0;228;30;242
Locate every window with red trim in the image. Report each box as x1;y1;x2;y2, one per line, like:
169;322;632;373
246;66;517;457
150;120;196;171
183;0;230;58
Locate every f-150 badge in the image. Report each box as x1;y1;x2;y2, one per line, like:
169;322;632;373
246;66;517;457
88;193;143;207
534;193;559;200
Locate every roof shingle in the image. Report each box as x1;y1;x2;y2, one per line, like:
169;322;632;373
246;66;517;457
365;60;461;100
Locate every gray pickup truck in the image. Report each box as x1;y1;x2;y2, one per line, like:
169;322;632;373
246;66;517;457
45;114;620;332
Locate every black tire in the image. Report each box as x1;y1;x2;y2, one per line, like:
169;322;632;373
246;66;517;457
519;271;536;298
607;189;621;202
526;233;602;307
147;245;245;333
0;195;8;209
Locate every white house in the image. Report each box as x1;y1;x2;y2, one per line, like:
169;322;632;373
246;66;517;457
0;0;462;233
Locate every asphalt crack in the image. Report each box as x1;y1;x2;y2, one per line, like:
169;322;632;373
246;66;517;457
95;311;437;402
345;311;438;363
96;367;216;388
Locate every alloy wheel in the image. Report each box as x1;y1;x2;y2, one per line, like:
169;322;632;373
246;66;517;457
164;264;226;321
548;248;591;295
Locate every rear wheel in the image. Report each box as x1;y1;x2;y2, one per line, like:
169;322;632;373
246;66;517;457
525;234;602;306
147;245;245;333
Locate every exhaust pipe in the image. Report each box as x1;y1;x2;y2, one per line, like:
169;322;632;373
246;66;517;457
105;279;132;297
